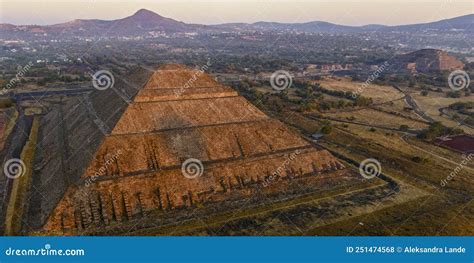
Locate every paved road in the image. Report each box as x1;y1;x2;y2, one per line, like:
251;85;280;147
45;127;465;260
391;84;434;123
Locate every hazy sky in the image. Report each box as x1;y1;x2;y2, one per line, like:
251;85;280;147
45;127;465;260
0;0;473;26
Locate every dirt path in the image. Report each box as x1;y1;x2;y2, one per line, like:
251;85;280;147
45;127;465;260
305;114;419;134
400;135;474;172
439;107;474;130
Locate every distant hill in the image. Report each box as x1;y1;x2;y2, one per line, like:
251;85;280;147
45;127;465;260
222;21;388;33
249;21;361;33
0;9;472;38
389;49;465;73
388;14;473;33
219;14;473;33
0;9;208;37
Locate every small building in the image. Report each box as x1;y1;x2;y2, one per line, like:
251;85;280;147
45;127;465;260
311;133;324;140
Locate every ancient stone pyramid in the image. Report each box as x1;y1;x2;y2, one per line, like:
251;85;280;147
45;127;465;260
29;64;345;234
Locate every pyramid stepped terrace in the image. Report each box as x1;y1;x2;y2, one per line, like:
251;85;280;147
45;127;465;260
26;65;348;235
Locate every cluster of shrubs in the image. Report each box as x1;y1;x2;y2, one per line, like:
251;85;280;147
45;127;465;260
417;122;464;140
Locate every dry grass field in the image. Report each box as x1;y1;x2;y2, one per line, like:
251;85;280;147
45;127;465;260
322;108;428;130
318;77;404;104
317;128;472;235
0;107;18;150
269;108;473;235
373;99;427;121
410;91;474;134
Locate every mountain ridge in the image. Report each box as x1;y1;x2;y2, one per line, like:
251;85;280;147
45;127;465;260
0;8;207;37
219;13;473;33
1;9;472;37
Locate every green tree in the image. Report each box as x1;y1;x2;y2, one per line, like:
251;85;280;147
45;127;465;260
320;125;332;134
